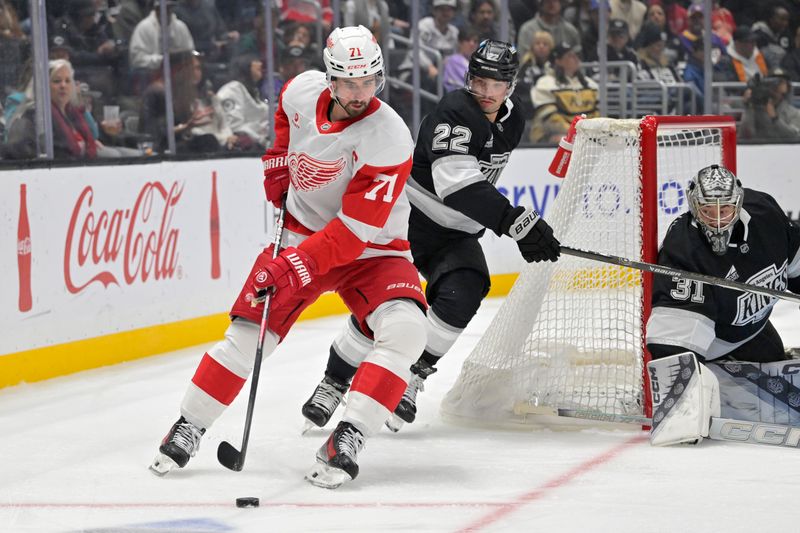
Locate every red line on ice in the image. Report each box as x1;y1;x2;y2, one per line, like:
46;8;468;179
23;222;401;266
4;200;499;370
455;433;648;532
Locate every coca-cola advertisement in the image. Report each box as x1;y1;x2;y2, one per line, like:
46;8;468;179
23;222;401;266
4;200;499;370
2;160;268;356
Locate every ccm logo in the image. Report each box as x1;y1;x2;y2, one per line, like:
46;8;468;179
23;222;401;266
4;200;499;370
648;366;660;404
719;422;800;447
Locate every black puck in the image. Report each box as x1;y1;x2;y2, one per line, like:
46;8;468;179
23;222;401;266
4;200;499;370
235;497;260;508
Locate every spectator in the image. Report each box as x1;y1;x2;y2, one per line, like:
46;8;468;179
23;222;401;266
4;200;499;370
139;50;233;154
216;54;270;151
174;0;240;63
510;0;538;36
279;0;333;35
752;1;792;67
6;59;137;159
716;26;769;83
517;0;581;60
270;44;314;98
0;0;28;98
635;2;682;65
49;0;122;100
767;67;800;134
343;0;391;44
398;0;459;95
232;4;275;63
469;0;515;44
657;0;688;37
580;0;600;62
530;43;598;143
517;29;554;117
606;18;638;66
112;0;150;46
636;21;680;84
780;26;800;81
442;25;479;92
129;0;195;90
739;71;800;140
682;36;707;110
719;0;759;28
609;0;646;41
679;4;726;66
711;0;736;45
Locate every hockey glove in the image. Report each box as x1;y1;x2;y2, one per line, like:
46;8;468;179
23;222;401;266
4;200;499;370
501;206;561;263
251;247;317;308
262;148;291;208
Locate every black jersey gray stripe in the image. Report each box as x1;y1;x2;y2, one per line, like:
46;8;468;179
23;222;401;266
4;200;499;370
407;177;484;234
431;154;486;199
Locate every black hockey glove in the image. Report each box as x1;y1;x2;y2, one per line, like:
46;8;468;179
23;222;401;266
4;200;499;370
501;206;561;263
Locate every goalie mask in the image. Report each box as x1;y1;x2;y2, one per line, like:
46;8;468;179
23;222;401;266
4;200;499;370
323;25;385;98
687;164;744;255
466;39;519;101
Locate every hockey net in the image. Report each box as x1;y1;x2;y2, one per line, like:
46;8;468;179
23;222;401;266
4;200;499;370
440;116;737;429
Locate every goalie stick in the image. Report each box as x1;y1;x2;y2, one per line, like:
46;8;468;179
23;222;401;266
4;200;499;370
217;202;287;472
561;246;800;305
553;408;800;449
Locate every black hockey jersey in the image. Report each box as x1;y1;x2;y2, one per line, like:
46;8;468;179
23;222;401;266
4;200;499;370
405;89;526;239
646;189;800;361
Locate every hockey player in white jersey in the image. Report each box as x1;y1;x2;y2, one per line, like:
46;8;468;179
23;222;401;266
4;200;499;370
645;164;800;446
150;25;428;489
300;40;561;433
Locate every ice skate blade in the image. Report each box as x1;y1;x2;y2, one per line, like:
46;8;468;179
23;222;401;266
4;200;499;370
149;452;179;477
301;419;317;436
304;461;352;489
384;414;405;433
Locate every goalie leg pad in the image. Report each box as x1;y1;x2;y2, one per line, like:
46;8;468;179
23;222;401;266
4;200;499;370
648;352;721;447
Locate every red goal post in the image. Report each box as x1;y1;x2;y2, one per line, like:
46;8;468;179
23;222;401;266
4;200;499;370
440;115;738;429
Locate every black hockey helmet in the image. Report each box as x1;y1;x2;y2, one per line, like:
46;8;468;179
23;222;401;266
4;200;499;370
468;39;519;83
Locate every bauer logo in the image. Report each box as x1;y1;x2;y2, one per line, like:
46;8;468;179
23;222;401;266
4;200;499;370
64;182;184;292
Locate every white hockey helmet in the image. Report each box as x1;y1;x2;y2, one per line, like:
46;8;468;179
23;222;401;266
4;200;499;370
323;25;385;93
687;164;744;255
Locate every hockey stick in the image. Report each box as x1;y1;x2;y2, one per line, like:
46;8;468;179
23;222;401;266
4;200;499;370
555;409;800;449
561;246;800;305
217;202;287;471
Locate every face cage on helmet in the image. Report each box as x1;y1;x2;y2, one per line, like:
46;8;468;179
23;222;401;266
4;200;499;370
327;71;386;106
464;72;517;101
688;195;743;256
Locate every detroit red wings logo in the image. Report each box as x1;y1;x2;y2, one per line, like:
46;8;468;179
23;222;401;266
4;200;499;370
288;152;346;191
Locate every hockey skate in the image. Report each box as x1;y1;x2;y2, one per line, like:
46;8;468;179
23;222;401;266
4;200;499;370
385;360;437;433
149;417;205;476
305;421;365;489
301;375;349;433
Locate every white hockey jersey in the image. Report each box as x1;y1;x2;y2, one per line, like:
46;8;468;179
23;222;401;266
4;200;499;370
273;70;415;272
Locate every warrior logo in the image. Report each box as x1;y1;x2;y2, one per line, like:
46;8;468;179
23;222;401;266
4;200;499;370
479;152;510;185
732;261;788;326
287;152;346;192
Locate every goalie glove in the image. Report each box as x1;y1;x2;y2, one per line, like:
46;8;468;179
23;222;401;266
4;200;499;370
262;148;291;208
251;246;317;309
501;206;561;263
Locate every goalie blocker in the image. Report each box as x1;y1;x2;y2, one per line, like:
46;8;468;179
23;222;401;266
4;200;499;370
648;352;721;446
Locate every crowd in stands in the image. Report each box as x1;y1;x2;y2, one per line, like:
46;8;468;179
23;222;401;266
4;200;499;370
1;0;800;161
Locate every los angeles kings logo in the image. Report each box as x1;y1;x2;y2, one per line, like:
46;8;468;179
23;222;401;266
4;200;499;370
732;260;788;326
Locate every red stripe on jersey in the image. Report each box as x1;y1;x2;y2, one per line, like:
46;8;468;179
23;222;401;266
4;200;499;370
191;353;246;406
314;90;381;134
272;78;296;150
299;217;366;275
341;158;413;229
350;361;407;411
284;211;314;236
367;239;411;252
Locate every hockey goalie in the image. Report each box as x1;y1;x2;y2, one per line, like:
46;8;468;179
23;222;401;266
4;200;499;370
645;164;800;446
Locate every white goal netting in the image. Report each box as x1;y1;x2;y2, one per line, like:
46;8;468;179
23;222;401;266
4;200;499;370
440;116;735;428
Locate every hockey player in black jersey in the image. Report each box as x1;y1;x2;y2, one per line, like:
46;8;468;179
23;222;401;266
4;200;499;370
646;164;800;363
644;164;800;447
301;39;561;432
